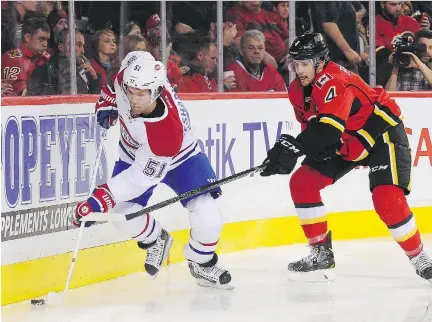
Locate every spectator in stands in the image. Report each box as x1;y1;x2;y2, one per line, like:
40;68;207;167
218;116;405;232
177;39;235;92
311;1;362;73
108;34;148;83
58;29;98;94
225;30;286;92
177;40;217;92
1;1;38;53
227;1;288;69
90;29;118;91
122;34;148;53
145;15;189;89
170;1;216;37
353;1;370;82
47;9;68;53
124;21;142;36
222;22;239;69
1;17;51;96
38;1;58;17
273;1;289;25
385;30;432;91
375;1;431;86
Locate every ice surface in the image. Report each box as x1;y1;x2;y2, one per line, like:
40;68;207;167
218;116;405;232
2;235;431;322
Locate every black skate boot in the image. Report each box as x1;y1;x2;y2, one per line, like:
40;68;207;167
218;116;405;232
188;254;234;290
288;231;335;273
410;250;432;284
138;228;173;278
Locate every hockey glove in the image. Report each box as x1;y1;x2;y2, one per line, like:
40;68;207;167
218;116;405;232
338;137;369;162
73;183;116;227
260;134;303;177
95;85;118;130
313;140;343;162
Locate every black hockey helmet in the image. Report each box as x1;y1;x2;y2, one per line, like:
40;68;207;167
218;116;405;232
288;32;329;61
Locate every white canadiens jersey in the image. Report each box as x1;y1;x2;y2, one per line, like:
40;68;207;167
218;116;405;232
105;73;198;203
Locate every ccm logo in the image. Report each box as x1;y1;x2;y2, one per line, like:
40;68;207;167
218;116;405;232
279;139;301;154
370;165;388;173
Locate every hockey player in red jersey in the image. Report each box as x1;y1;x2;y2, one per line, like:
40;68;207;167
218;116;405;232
261;32;432;283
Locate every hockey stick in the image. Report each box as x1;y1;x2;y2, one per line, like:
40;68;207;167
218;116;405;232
84;164;267;222
45;137;105;305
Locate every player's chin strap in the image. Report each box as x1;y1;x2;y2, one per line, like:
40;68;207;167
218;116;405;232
83;164;267;223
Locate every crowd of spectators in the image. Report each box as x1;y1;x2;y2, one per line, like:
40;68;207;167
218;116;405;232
1;1;432;97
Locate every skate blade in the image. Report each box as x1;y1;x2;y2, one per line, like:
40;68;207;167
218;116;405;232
196;279;235;290
149;236;173;280
287;269;336;284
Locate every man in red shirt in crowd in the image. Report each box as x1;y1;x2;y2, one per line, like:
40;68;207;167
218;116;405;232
225;29;286;92
1;17;51;96
376;1;430;51
177;41;218;92
375;1;431;85
227;1;289;67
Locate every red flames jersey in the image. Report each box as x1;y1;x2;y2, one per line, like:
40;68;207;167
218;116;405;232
226;60;287;92
375;14;420;51
289;62;401;160
1;46;50;96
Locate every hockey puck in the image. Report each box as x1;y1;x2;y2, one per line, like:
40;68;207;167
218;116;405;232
31;299;45;306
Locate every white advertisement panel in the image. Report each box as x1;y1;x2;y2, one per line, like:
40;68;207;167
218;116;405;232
2;97;431;265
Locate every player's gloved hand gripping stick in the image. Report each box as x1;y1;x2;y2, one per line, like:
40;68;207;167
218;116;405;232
83;164;267;222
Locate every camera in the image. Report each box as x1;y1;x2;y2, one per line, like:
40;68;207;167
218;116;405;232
393;37;427;68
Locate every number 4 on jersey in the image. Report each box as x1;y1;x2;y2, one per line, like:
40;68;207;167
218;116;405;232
325;86;337;103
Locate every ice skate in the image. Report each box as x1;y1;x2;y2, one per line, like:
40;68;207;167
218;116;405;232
410;250;432;284
138;228;173;278
288;231;335;282
188;254;234;290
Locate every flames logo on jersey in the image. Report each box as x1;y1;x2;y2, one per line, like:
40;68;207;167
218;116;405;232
391;31;415;49
8;49;22;58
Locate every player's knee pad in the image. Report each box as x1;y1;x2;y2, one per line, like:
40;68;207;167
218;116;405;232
111;202;160;243
186;193;224;243
289;165;333;204
372;185;411;226
184;194;223;264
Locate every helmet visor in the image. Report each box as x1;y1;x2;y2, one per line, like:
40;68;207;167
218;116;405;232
287;59;314;73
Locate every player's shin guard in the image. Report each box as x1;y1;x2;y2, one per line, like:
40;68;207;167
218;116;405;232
184;194;224;263
372;185;423;257
290;166;333;246
184;194;232;288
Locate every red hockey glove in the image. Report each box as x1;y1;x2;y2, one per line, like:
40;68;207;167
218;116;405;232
73;184;116;227
95;85;118;129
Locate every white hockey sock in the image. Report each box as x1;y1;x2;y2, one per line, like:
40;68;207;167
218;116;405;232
184;194;223;264
111;202;160;244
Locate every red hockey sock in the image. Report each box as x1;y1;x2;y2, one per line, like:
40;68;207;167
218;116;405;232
372;185;423;257
290;166;333;245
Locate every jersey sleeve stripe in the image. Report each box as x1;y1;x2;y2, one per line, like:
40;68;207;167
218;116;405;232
318;116;345;132
374;104;399;126
357;129;375;148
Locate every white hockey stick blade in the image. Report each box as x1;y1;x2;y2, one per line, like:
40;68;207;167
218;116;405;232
45;291;65;306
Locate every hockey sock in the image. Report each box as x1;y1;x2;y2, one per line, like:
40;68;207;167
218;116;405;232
372;185;423;257
290;166;333;246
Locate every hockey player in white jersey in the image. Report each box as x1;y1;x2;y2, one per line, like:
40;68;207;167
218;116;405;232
73;51;232;289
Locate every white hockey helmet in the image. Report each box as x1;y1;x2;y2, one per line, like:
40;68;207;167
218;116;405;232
122;51;167;105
